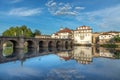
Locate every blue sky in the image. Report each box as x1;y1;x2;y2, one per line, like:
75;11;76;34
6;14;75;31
0;0;120;34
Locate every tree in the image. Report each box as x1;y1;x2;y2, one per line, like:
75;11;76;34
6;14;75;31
2;25;33;37
33;29;41;36
114;35;120;42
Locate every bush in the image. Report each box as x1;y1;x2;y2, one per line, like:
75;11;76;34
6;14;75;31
100;44;118;48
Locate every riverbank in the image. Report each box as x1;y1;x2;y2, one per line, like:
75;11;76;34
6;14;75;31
74;43;120;48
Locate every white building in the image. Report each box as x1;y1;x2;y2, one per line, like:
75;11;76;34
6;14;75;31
73;25;92;45
51;27;72;39
99;33;114;44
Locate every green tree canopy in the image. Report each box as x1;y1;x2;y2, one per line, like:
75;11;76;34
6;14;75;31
114;35;120;42
33;29;41;36
2;25;33;37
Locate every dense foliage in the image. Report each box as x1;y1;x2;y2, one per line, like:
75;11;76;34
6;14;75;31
114;51;120;59
33;29;41;36
2;25;41;37
100;44;118;48
114;35;120;42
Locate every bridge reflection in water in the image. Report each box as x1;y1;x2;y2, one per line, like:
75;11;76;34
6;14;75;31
0;46;120;65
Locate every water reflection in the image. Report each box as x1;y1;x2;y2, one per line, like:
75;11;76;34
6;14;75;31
3;47;13;57
56;46;120;64
0;46;120;65
72;46;92;64
0;46;120;80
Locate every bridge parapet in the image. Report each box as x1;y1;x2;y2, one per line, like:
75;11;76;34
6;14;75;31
0;36;73;52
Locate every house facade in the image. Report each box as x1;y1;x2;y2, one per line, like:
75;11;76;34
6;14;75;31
98;31;120;44
73;26;92;45
51;27;73;39
50;26;120;45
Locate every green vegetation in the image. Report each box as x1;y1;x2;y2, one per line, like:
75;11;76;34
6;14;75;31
100;44;118;48
114;51;120;59
3;41;30;56
3;47;28;56
5;41;13;47
2;25;41;37
114;35;120;42
33;29;41;36
100;35;120;48
3;47;13;56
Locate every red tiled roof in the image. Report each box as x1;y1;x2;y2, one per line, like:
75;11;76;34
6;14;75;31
57;28;72;33
60;56;71;61
55;33;58;35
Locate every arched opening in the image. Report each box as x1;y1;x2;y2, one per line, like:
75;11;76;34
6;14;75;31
39;41;44;53
65;41;69;49
27;41;35;48
0;40;1;45
56;41;61;48
25;40;35;53
48;48;53;52
48;41;54;52
39;41;44;48
48;41;53;48
2;40;19;57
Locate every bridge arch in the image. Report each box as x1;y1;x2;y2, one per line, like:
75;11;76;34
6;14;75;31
39;41;44;48
3;40;19;49
2;40;20;56
65;41;69;47
25;40;36;49
48;41;55;48
70;41;73;48
56;41;62;48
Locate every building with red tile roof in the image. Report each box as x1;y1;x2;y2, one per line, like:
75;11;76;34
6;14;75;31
51;27;73;39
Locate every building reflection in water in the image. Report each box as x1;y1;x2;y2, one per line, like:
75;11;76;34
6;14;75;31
57;50;72;61
57;46;120;64
0;46;120;65
56;46;93;64
98;47;114;58
72;46;92;64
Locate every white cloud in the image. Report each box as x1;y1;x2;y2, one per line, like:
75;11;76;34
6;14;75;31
59;2;64;6
46;68;85;80
45;0;54;7
46;0;85;16
10;0;22;3
8;7;41;16
76;4;120;31
75;7;85;10
51;2;56;6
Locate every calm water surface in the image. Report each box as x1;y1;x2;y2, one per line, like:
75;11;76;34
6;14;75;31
0;46;120;80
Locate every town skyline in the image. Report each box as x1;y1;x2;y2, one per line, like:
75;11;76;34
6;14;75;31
0;0;120;34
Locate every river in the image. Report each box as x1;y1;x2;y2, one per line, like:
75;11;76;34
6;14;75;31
0;46;120;80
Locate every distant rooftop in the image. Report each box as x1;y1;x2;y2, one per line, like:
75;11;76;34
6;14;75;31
76;25;92;30
57;28;72;33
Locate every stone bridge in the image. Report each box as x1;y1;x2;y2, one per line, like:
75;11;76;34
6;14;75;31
0;36;73;51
